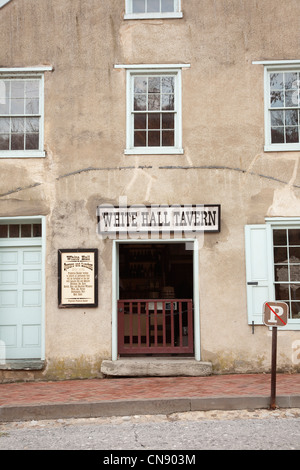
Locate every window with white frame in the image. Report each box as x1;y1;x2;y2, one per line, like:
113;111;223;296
120;65;188;155
0;67;51;158
245;219;300;329
125;0;182;19
263;63;300;151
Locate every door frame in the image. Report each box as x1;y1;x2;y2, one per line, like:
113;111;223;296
112;238;201;361
0;216;46;361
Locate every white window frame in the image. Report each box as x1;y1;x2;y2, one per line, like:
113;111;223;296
124;0;182;19
253;60;300;152
0;66;52;159
115;64;189;155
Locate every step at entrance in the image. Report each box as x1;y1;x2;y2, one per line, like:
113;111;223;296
101;358;212;377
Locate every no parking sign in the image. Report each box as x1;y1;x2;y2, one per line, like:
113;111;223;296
263;301;288;327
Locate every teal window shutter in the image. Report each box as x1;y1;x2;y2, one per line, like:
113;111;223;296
245;224;273;325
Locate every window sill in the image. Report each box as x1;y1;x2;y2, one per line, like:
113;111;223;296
125;147;184;155
124;12;183;20
264;144;300;152
0;150;46;158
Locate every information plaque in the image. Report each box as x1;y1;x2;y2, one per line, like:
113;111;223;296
58;249;98;308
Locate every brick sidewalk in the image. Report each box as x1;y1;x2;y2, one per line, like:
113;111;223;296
1;374;300;406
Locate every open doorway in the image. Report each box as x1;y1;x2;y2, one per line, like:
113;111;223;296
118;242;194;356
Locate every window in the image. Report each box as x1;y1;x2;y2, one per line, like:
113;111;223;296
254;61;300;151
125;0;182;19
0;67;52;158
245;219;300;329
0;223;42;238
116;65;190;155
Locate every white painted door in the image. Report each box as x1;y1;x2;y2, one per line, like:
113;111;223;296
0;246;42;359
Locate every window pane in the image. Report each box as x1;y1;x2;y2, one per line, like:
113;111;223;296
134;77;147;93
285;72;298;89
162;113;174;129
290;265;300;282
270;91;284;108
288;229;300;245
11;98;24;114
148;94;160;110
148;130;160;146
271;127;284;143
273;229;287;245
148;77;160;93
134;131;146;146
9;225;19;238
162;94;174;110
21;224;31;237
134;113;146;130
33;224;42;237
285;90;297;108
286;127;299;144
275;265;288;282
134;94;147;111
0;80;9;114
0;225;8;238
162;130;174;146
0;118;10;133
26;117;39;133
162;76;174;93
271;110;284;126
11;81;24;99
26;80;39;97
26;98;39;114
275;283;289;300
285;109;298;126
274;247;288;263
148;113;160;129
147;0;160;12
161;0;174;12
291;286;300;301
11;117;24;133
132;0;145;13
25;133;39;150
291;302;300;319
270;73;284;90
11;133;24;150
0;134;9;150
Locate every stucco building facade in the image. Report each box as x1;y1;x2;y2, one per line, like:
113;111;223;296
0;0;300;382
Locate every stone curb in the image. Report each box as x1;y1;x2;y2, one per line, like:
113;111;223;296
1;395;300;423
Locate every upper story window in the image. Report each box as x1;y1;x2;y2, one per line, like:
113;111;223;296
125;0;183;19
253;60;300;152
115;64;190;155
0;67;52;158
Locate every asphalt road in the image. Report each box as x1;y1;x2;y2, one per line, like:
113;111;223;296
1;408;300;452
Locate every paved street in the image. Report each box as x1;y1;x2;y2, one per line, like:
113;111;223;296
1;408;300;451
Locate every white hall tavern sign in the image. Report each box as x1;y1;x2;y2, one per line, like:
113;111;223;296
97;204;221;236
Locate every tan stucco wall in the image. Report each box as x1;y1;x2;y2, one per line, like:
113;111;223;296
0;0;300;380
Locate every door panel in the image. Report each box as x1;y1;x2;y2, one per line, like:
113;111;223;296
0;246;42;359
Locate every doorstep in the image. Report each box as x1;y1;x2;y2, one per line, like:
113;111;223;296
101;358;212;377
0;360;45;370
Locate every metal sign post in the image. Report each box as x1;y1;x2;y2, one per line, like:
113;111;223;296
263;301;288;410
